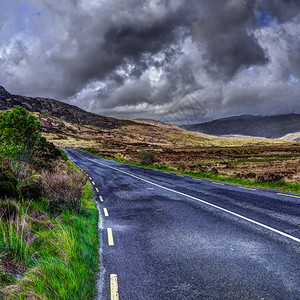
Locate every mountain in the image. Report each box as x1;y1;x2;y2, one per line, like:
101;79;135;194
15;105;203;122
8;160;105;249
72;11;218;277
1;85;298;141
183;114;300;140
0;85;134;130
133;118;186;132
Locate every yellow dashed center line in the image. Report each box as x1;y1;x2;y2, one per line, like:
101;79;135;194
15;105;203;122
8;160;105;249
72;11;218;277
95;187;99;192
92;181;95;185
107;228;114;246
193;178;201;181
239;187;256;191
110;274;119;300
99;195;104;202
277;193;300;199
103;208;109;217
89;177;92;180
212;182;225;186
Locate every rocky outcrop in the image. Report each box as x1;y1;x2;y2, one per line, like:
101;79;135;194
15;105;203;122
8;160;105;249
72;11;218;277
0;86;12;99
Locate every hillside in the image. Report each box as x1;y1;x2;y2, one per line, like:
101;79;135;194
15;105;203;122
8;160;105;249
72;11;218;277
133;118;186;132
183;114;300;140
0;84;293;151
27;111;300;185
0;85;135;130
1;85;299;185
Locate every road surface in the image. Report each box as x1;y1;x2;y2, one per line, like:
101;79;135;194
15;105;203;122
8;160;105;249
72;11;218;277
64;149;300;300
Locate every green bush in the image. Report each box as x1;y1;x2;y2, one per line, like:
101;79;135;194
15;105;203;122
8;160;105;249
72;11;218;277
20;183;42;200
0;106;45;182
0;170;18;186
0;170;19;199
139;150;156;165
211;167;218;174
0;181;19;199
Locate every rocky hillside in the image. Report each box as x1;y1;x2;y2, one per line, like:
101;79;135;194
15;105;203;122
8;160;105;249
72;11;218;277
184;114;300;140
0;85;135;130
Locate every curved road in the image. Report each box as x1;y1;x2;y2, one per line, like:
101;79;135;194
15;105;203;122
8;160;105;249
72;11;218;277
64;149;300;300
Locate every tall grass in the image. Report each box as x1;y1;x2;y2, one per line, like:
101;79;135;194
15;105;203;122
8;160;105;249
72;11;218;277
0;201;36;272
0;160;99;300
1;183;99;299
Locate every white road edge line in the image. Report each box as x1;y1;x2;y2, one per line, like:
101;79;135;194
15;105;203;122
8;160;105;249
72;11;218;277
77;152;300;244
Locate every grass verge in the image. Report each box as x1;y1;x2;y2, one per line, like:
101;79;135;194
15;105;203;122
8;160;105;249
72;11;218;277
1;181;99;299
80;148;300;194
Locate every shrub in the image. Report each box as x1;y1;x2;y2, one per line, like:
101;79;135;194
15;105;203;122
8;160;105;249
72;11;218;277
211;167;218;174
244;172;256;179
0;170;18;187
41;165;87;213
0;182;19;199
0;170;19;199
257;175;265;182
267;173;282;183
139;150;156;165
0;106;44;182
20;183;42;201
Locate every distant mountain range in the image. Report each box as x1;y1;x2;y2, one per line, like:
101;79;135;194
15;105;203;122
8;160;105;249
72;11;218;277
183;114;300;140
1;85;299;141
0;85;134;130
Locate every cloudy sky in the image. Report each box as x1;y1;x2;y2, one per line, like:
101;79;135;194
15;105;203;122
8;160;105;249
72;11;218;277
0;0;300;124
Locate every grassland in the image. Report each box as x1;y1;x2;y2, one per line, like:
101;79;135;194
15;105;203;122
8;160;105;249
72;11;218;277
36;111;300;190
1;109;299;189
81;147;300;193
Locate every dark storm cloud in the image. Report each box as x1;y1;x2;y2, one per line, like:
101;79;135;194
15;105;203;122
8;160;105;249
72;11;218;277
0;0;300;122
191;0;269;79
49;0;197;98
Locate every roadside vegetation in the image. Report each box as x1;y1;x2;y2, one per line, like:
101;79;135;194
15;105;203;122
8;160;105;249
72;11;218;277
0;107;99;299
32;107;299;191
82;147;300;194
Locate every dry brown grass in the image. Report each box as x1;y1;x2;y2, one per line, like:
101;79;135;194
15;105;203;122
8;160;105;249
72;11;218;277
32;111;299;184
41;164;87;212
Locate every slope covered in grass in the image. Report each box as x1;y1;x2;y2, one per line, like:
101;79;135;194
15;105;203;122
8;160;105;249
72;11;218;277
0;107;100;299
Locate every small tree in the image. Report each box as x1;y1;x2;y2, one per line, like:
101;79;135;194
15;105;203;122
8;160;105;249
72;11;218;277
0;106;45;182
139;150;156;165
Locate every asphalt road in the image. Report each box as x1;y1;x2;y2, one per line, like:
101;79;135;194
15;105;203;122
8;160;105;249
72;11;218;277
64;148;300;300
